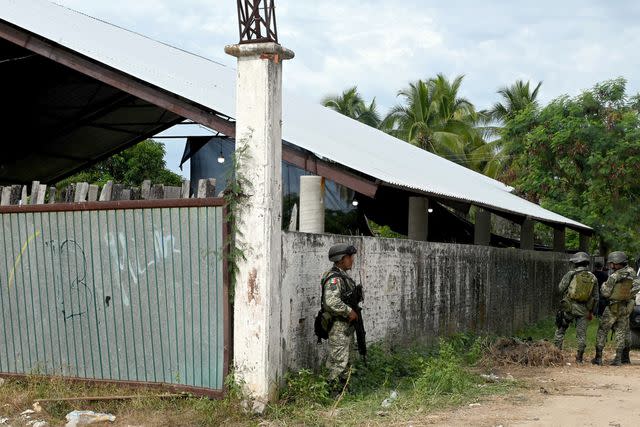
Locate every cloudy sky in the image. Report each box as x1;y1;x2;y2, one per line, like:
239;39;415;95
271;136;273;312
54;0;640;175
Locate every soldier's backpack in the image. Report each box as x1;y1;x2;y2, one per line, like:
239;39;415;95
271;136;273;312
313;273;340;343
610;278;633;301
567;271;594;302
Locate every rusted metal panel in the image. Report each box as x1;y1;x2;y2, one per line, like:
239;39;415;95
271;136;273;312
0;204;227;394
236;0;278;44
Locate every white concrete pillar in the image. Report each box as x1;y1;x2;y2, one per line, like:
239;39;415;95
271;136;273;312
408;197;429;241
474;208;491;246
225;42;294;406
299;176;325;233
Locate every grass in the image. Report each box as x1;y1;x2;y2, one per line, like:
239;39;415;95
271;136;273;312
0;335;519;426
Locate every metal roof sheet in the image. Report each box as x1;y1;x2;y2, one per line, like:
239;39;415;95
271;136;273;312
1;0;590;231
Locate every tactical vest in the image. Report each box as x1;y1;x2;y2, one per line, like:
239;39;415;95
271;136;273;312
610;278;633;301
567;271;594;302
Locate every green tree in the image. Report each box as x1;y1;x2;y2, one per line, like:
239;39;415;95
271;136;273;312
57;139;183;187
505;77;640;254
489;80;542;123
322;86;381;127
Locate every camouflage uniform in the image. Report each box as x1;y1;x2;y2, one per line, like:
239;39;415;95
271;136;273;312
596;266;640;352
322;267;356;382
554;266;598;352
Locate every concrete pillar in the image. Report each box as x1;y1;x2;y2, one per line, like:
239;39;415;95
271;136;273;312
408;197;428;241
520;218;534;250
225;42;294;406
553;226;566;253
579;233;590;252
299;176;325;233
474;208;491;246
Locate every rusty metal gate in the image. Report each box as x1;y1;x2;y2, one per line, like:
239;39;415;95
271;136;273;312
0;199;228;396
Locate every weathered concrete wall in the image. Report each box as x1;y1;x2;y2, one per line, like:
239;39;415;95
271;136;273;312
280;232;568;371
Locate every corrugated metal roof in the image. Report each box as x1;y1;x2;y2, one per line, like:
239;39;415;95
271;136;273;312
0;0;590;231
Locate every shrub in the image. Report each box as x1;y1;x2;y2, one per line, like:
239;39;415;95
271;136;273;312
414;340;476;396
280;369;330;405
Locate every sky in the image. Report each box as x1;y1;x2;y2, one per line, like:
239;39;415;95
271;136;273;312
53;0;640;177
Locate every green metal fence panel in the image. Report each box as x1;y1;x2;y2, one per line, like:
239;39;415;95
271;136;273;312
0;204;226;392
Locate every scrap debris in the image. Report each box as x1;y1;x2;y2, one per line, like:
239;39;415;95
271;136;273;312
484;337;564;367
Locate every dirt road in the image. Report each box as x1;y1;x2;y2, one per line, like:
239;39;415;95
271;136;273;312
420;350;640;427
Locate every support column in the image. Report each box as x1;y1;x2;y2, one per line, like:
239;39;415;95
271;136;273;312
225;42;294;406
520;217;534;250
408;197;429;241
474;208;491;246
579;233;590;252
553;226;566;253
299;175;325;233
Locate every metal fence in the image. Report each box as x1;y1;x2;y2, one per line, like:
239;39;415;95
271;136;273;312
0;199;228;396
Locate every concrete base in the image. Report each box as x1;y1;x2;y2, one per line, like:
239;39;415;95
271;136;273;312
553;226;566;253
408;197;429;241
579;233;590;252
520;218;534;250
474;209;491;246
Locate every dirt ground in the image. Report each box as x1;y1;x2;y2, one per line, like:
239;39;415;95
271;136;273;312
416;349;640;427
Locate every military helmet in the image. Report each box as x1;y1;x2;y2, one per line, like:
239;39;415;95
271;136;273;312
569;252;590;264
328;243;357;262
607;251;628;264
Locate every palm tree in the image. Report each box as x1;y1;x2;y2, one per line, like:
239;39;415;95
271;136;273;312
322;86;381;128
381;74;478;162
485;80;543;180
489;80;542;122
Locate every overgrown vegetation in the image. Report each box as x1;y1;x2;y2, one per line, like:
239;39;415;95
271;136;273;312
268;335;514;425
0;335;517;426
222;131;253;298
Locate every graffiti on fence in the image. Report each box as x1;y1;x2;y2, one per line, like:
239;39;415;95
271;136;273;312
104;230;181;306
44;238;91;321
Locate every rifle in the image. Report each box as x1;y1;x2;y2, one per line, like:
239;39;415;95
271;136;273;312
344;276;367;363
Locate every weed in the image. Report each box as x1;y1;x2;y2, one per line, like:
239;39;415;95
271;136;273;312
348;344;428;394
280;369;330;405
415;339;476;396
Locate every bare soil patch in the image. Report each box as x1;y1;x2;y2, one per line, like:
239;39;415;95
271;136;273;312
412;349;640;427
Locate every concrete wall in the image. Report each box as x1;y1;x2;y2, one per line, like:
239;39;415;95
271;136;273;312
280;232;568;371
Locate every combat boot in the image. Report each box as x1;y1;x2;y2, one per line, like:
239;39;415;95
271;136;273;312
621;347;631;364
609;350;622;366
575;349;584;364
591;347;603;365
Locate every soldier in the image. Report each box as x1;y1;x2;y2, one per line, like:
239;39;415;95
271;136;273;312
321;243;359;389
592;260;609;317
592;251;640;366
553;252;598;363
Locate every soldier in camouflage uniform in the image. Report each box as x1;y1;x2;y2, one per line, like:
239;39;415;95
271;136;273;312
592;251;640;366
553;252;598;363
321;243;359;386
